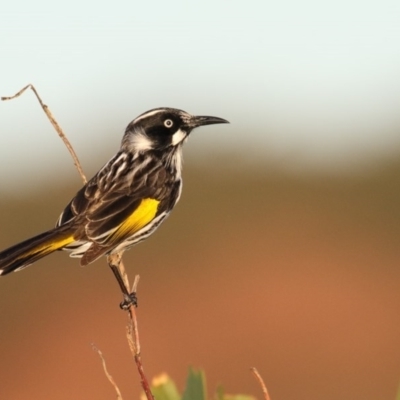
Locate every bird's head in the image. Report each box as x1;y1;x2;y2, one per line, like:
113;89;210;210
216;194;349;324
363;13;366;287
122;108;228;152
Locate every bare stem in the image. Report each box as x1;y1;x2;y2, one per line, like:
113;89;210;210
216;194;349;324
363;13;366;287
2;84;151;399
107;254;154;400
1;84;87;184
92;344;124;400
250;367;271;400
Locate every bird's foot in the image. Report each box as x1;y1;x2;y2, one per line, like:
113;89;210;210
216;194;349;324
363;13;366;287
120;291;138;310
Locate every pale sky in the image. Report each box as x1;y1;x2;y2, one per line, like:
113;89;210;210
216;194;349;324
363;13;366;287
2;0;400;190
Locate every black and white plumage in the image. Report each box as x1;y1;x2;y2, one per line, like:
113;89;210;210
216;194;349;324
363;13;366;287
0;107;228;275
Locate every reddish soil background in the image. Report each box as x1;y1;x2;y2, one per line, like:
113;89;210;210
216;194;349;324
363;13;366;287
0;163;399;399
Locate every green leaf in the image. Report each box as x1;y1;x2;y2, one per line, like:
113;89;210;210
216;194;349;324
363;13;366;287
214;385;225;400
396;382;400;400
181;367;207;400
150;373;181;400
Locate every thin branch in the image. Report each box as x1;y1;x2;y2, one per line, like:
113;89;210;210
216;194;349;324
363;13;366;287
124;275;152;399
3;84;152;399
126;317;154;400
107;253;154;400
128;274;141;356
92;344;124;400
127;286;153;400
1;84;87;184
250;367;271;400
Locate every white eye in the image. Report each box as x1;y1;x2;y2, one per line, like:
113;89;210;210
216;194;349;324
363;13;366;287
164;119;173;128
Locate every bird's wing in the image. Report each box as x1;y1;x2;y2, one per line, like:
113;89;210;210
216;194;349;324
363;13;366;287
56;151;180;264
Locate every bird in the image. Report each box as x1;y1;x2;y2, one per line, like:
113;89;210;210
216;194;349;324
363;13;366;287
0;108;228;277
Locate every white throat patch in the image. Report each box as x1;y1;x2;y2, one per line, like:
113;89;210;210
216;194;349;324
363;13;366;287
171;129;187;146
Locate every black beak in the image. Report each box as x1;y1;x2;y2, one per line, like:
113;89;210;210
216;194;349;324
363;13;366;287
189;115;229;128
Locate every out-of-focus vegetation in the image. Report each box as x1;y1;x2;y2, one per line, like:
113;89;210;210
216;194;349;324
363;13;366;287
145;368;256;400
0;158;399;400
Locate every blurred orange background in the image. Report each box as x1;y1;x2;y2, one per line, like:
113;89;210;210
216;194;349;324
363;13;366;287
0;157;399;400
2;2;400;398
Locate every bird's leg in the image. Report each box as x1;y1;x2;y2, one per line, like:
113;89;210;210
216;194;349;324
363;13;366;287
111;265;138;309
107;254;138;309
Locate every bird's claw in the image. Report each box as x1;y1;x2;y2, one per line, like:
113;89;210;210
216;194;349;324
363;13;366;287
120;291;138;310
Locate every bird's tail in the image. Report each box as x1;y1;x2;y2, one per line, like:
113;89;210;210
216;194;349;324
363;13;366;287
0;226;75;276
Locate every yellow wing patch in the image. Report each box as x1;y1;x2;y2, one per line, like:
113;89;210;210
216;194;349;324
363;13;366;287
110;198;160;242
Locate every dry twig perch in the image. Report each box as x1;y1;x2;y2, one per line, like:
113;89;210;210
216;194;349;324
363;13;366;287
250;367;271;400
2;84;87;184
2;84;154;400
92;344;123;400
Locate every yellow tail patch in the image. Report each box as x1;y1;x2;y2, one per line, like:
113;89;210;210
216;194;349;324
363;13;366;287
110;198;160;242
45;235;75;252
25;235;75;257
